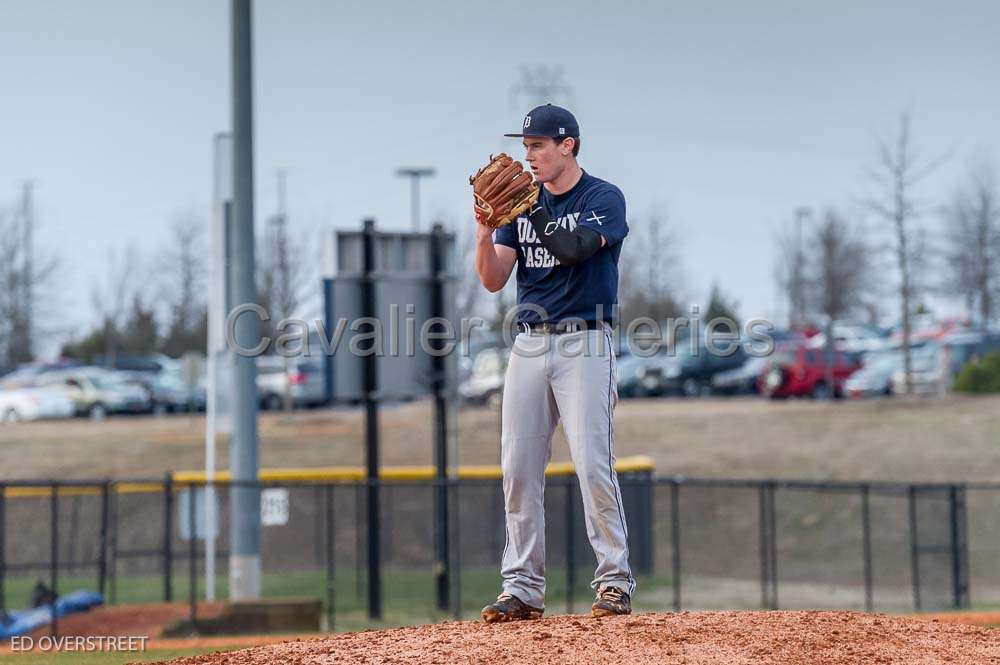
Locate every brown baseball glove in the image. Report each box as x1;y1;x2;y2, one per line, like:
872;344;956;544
469;153;539;229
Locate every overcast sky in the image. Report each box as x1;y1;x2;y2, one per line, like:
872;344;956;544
2;1;998;357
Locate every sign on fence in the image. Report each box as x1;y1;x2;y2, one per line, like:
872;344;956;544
260;488;290;526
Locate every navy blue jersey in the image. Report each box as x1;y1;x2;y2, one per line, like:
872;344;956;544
494;171;628;324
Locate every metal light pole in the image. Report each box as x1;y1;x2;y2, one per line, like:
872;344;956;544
395;167;436;232
206;132;234;602
229;0;261;601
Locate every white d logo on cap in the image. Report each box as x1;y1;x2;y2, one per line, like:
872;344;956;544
523;115;532;128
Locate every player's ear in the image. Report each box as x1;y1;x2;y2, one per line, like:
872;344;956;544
558;137;574;156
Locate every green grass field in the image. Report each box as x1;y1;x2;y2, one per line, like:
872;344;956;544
2;566;677;633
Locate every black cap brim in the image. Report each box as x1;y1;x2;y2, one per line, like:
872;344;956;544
503;131;575;138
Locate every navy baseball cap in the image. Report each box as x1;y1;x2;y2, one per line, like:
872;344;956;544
504;104;580;139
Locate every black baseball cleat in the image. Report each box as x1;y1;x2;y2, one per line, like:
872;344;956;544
591;586;632;617
481;592;544;623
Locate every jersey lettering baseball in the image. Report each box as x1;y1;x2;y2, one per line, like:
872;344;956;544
494;171;629;323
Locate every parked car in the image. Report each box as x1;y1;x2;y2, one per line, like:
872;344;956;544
888;315;969;347
807;324;889;354
256;356;327;410
459;347;508;410
891;343;948;395
0;387;76;423
0;360;83;390
616;349;674;398
36;368;151;419
845;349;903;397
93;354;172;373
121;370;204;414
458;332;501;383
890;332;1000;395
711;356;769;395
661;337;748;397
759;345;861;399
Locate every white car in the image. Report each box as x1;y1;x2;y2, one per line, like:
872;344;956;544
0;387;76;423
37;368;151;418
458;347;508;410
807;325;888;354
845;350;902;397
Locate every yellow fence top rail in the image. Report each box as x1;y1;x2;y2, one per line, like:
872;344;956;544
2;482;163;499
172;455;655;484
0;456;654;498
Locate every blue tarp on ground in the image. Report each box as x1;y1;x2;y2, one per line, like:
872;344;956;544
0;590;104;639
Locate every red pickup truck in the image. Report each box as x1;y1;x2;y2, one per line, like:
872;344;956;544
758;345;861;399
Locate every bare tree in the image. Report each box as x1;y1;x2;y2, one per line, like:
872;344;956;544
259;183;314;327
261;222;311;324
509;65;574;110
448;218;486;321
9;183;33;365
942;163;1000;327
257;173;315;323
257;174;317;409
618;207;684;329
91;244;140;367
0;187;59;367
807;210;871;396
773;207;812;328
865;112;943;394
0;208;20;367
158;211;208;357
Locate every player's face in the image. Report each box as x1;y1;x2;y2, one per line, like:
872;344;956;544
522;137;572;184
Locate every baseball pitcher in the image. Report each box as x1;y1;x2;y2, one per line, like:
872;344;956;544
471;104;635;622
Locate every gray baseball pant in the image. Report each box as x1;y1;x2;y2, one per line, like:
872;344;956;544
499;324;636;609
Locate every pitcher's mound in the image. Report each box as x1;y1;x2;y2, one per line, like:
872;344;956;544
157;611;999;665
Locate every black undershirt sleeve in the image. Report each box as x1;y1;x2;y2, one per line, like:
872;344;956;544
526;205;603;266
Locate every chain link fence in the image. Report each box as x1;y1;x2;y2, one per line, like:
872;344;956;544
1;473;995;632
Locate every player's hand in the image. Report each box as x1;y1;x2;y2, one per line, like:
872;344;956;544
475;214;495;242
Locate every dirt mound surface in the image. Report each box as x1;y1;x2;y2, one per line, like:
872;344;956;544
154;611;1000;665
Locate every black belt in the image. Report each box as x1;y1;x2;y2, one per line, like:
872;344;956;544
519;320;604;335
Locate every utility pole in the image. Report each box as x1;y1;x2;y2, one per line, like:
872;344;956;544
229;0;261;601
395;167;435;232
